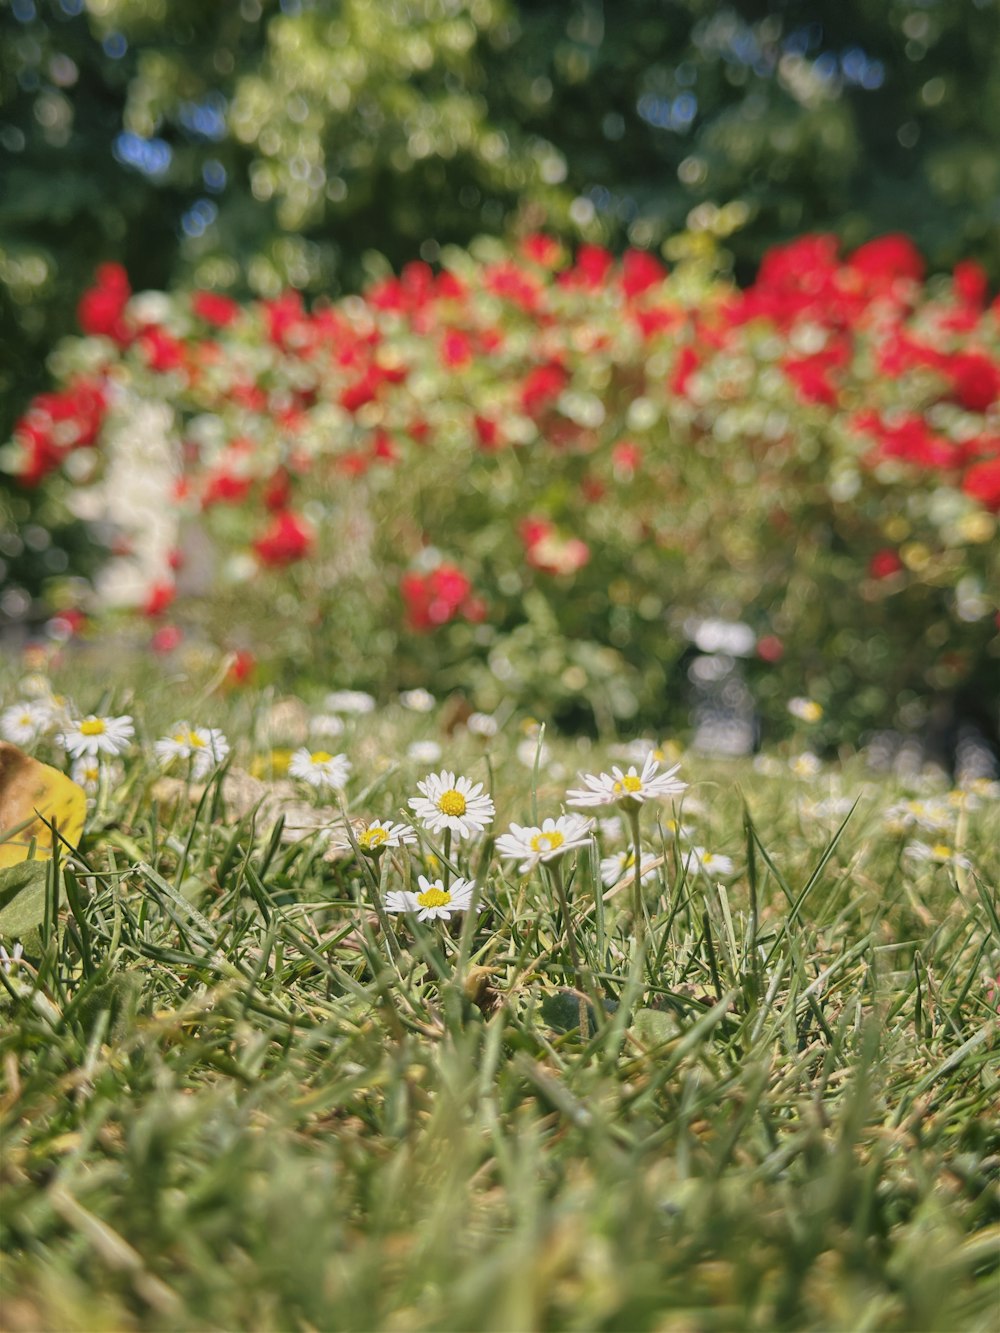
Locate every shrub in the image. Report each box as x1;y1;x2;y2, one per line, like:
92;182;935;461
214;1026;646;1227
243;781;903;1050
4;230;998;744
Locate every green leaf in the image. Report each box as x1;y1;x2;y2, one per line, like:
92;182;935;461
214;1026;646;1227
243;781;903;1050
0;861;48;936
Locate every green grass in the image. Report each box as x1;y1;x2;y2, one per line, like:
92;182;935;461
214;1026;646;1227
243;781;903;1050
1;669;998;1332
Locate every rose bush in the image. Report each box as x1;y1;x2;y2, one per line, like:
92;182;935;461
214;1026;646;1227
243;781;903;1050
4;229;998;744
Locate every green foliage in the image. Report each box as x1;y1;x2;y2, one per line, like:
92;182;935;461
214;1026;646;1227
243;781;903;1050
3;0;1000;437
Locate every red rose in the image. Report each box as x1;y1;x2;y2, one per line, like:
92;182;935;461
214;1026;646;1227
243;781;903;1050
253;511;313;566
78;263;132;343
869;549;904;580
192;290;241;327
963;457;1000;511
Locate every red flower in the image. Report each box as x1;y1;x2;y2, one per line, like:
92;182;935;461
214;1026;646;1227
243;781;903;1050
756;635;784;663
869;549;904;580
139;326;185;374
953;260;989;309
621;249;665;300
847;234;924;287
963;457;1000;511
474;415;502;451
201;471;252;508
574;244;614;289
192;290;241;327
441;329;473;369
670;345;700;398
225;649;257;686
520;362;568;416
77;263;132;343
521;233;563;267
400;562;478;631
947;352;999;414
611;440;642;477
151;624;184;653
253;511;313;566
144;581;176;617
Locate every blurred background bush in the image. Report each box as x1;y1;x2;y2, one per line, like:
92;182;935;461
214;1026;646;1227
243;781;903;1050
3;0;999;429
2;0;998;754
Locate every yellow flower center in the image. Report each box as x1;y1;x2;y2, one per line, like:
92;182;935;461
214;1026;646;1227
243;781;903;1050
311;751;333;764
360;827;389;851
437;789;467;817
530;830;564;853
613;775;643;795
416;887;451;909
79;718;106;736
189;732;206;748
931;844;953;860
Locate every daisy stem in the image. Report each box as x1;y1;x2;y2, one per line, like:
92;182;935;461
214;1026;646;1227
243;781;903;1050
443;828;452;891
627;804;646;949
549;860;589;1039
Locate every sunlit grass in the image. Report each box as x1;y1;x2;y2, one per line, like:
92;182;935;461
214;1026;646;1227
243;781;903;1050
1;665;997;1331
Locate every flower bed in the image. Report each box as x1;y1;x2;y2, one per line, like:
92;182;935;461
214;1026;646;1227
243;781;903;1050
4;231;998;744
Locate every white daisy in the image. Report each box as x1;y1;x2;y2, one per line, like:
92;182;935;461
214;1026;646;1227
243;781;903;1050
407;740;442;765
154;723;230;779
467;712;499;737
788;697;823;723
788;752;822;779
324;690;376;715
58;714;134;760
408;769;495;838
288;747;352;790
682;847;735;878
357;819;417;855
566;751;687;810
399;689;436;713
904;840;972;870
496;814;594;874
1;700;51;746
70;755;122;794
385;874;477;922
310;713;345;740
883;798;951;834
600;849;660;888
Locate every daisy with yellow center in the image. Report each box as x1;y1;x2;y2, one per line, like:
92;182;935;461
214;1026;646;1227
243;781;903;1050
682;846;735;878
566;751;687;811
154;723;230;778
787;697;823;723
1;700;52;746
357;819;417;856
385;874;477;922
408;770;495;839
905;840;972;869
600;848;661;889
496;814;593;874
289;747;352;790
70;755;122;795
568;751;686;944
58;713;134;760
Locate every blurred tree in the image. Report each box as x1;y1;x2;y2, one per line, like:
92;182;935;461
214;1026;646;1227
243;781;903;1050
1;0;998;439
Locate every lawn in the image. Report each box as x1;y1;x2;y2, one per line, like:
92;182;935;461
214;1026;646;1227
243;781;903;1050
1;660;997;1331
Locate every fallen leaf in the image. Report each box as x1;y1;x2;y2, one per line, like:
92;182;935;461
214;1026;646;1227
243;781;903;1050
0;743;86;868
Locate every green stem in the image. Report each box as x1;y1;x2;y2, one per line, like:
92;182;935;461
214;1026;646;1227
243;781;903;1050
550;859;588;1039
443;827;452;891
627;804;646;948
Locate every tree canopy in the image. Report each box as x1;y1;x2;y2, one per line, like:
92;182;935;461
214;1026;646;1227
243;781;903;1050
2;0;998;428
